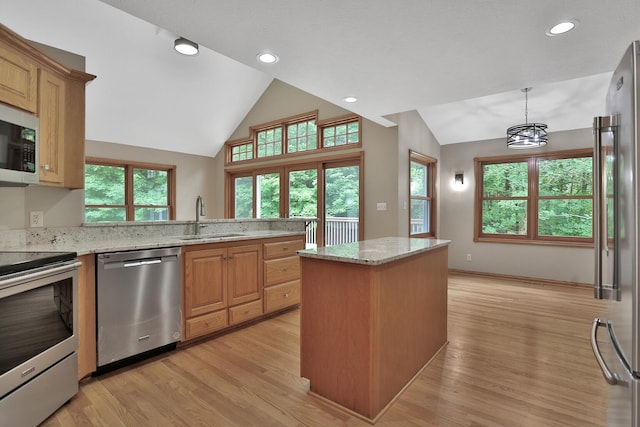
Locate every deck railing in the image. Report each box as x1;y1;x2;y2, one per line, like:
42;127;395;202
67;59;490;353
304;217;359;247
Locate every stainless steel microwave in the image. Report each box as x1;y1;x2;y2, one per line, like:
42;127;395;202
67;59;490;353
0;103;39;186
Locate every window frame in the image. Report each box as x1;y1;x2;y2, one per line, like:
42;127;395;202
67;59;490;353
409;150;437;238
85;157;176;222
225;111;362;165
474;148;593;246
225;152;364;247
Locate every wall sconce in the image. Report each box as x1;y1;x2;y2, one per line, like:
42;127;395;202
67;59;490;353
454;172;464;186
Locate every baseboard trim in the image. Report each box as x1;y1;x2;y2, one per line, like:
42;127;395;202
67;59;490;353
448;269;591;289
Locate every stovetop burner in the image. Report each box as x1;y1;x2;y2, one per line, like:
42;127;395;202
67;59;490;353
0;251;77;277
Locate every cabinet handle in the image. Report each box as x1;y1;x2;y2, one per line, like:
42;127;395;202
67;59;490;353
284;293;289;298
282;267;288;272
228;255;234;260
41;164;50;171
205;321;210;327
245;310;250;314
283;247;288;251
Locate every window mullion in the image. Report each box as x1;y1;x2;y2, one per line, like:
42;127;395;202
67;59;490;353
125;165;134;221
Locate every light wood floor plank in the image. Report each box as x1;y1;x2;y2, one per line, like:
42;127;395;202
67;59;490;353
41;273;609;426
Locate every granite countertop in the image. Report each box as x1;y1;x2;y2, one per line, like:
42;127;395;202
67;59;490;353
297;237;450;265
24;230;306;256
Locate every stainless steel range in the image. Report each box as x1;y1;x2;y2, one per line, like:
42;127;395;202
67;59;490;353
0;251;80;426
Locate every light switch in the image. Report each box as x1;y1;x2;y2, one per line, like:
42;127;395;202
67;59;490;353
376;202;387;211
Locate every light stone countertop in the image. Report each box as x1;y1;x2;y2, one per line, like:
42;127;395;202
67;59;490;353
297;237;451;265
23;230;306;256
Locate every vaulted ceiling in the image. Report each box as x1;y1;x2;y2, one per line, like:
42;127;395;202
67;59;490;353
3;0;640;156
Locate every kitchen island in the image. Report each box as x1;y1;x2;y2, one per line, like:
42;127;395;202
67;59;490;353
298;237;450;422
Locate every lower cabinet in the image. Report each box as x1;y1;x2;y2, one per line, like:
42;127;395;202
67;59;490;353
76;254;96;380
182;235;305;343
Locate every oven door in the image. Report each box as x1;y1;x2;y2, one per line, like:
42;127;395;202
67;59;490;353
0;261;80;398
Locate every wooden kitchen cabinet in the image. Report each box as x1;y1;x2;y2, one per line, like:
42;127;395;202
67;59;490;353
76;254;96;380
183;242;263;340
38;68;65;185
263;237;305;314
0;23;95;189
0;41;38;113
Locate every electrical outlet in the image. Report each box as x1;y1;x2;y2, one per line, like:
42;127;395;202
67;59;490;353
466;253;472;262
30;211;44;228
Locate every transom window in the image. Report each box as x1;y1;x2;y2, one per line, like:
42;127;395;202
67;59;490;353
226;111;361;165
84;158;176;222
474;148;593;245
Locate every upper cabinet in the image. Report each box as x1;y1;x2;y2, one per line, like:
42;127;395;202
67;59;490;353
0;24;96;189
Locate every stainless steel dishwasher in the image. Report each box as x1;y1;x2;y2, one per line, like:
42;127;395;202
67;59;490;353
96;247;182;369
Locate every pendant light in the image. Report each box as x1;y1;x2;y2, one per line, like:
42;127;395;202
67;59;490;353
506;88;548;149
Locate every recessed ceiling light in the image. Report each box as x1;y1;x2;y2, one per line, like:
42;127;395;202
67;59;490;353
257;52;279;64
546;20;577;36
174;37;199;55
344;96;358;103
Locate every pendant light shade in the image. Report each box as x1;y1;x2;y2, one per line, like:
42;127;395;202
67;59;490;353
506;88;548;149
174;37;198;56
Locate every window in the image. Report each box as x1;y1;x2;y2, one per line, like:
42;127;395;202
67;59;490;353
226;153;364;247
225;112;361;165
84;158;175;222
475;149;593;245
409;151;437;237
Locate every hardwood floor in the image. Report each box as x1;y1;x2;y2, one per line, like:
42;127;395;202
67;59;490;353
41;273;609;426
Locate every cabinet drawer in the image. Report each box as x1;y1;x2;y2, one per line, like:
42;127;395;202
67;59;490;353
229;299;263;325
263;239;305;259
265;280;300;313
264;256;300;286
185;310;228;340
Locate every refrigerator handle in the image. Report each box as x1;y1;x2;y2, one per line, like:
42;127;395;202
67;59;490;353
593;115;618;300
593;117;602;299
591;318;621;385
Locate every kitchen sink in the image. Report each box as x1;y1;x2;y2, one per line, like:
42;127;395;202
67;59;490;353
179;233;245;241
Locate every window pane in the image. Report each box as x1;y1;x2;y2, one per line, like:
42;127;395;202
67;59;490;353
84;164;125;205
133;168;168;205
134;207;169;221
325;166;359;246
257;173;280;218
539;157;592;196
482;200;527;235
289;169;318;217
410;199;430;235
538;199;592;237
410;161;427;197
483;162;528;197
85;207;126;223
235;176;253;218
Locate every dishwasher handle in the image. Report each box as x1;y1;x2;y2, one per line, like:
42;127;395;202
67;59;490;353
100;254;179;270
123;259;162;268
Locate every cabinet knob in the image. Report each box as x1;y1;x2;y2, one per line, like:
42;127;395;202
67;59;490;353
284;293;289;298
205;321;210;326
283;247;288;251
41;164;50;171
282;267;288;272
245;310;250;314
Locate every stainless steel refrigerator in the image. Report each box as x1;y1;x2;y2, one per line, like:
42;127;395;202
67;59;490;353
592;40;640;426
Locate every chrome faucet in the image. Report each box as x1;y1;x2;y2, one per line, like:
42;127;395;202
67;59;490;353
195;195;206;235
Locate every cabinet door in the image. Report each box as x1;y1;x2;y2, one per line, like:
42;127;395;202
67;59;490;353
38;69;65;184
184;248;227;317
227;244;261;306
0;42;37;112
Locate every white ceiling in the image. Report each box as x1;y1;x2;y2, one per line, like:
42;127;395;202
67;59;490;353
3;0;640;155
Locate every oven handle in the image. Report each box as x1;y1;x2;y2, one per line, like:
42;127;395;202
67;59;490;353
0;260;81;288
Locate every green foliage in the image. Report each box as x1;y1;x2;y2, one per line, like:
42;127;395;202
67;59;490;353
85;164;169;222
481;157;593;238
289;169;318;217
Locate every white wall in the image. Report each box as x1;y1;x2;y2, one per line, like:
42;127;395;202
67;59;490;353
392;111;441;237
440;127;594;284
